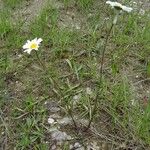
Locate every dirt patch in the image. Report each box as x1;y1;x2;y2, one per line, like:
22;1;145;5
12;0;48;30
59;8;87;32
0;0;4;9
11;0;86;31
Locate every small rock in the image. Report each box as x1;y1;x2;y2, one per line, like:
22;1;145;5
51;130;72;141
75;24;81;30
70;142;85;150
135;75;139;78
70;144;74;149
87;141;99;150
48;118;55;124
49;126;60;132
18;54;22;58
86;87;92;95
57;117;72;125
73;94;81;100
46;101;60;113
131;99;136;106
73;94;81;106
49;114;61;119
102;142;109;150
78;118;89;126
74;142;82;148
139;9;145;15
51;145;57;150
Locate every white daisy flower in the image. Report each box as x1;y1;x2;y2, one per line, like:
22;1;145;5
106;1;133;13
23;38;43;54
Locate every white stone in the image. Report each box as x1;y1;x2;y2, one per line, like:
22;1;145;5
86;87;92;95
51;130;72;141
48;118;55;124
57;117;72;125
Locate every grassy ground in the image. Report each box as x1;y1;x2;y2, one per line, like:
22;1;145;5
0;0;150;149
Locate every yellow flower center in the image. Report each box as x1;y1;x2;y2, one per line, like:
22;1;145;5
30;43;38;49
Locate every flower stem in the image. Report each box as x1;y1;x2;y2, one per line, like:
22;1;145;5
85;22;115;131
68;106;78;129
35;51;58;92
35;51;46;70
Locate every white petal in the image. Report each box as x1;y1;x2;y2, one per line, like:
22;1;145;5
106;1;114;8
114;2;122;7
23;43;30;49
27;40;31;44
106;1;125;11
106;1;122;8
106;1;112;5
122;6;133;12
23;40;32;49
37;38;43;44
31;38;42;45
106;1;133;13
24;48;32;54
32;38;38;43
34;46;39;50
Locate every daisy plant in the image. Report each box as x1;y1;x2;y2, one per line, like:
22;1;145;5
23;38;56;86
85;1;133;130
22;38;78;129
23;38;46;69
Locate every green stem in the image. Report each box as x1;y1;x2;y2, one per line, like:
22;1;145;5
35;51;59;93
68;107;78;129
85;22;115;131
35;51;78;128
35;51;46;70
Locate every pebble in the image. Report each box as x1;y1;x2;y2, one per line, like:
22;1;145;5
57;117;72;125
46;101;60;113
48;118;55;124
51;130;72;141
86;87;93;95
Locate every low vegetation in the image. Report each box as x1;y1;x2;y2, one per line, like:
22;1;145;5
0;0;150;149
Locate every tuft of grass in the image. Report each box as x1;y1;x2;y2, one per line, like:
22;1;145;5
11;95;48;149
2;0;24;9
0;10;12;39
76;0;93;9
